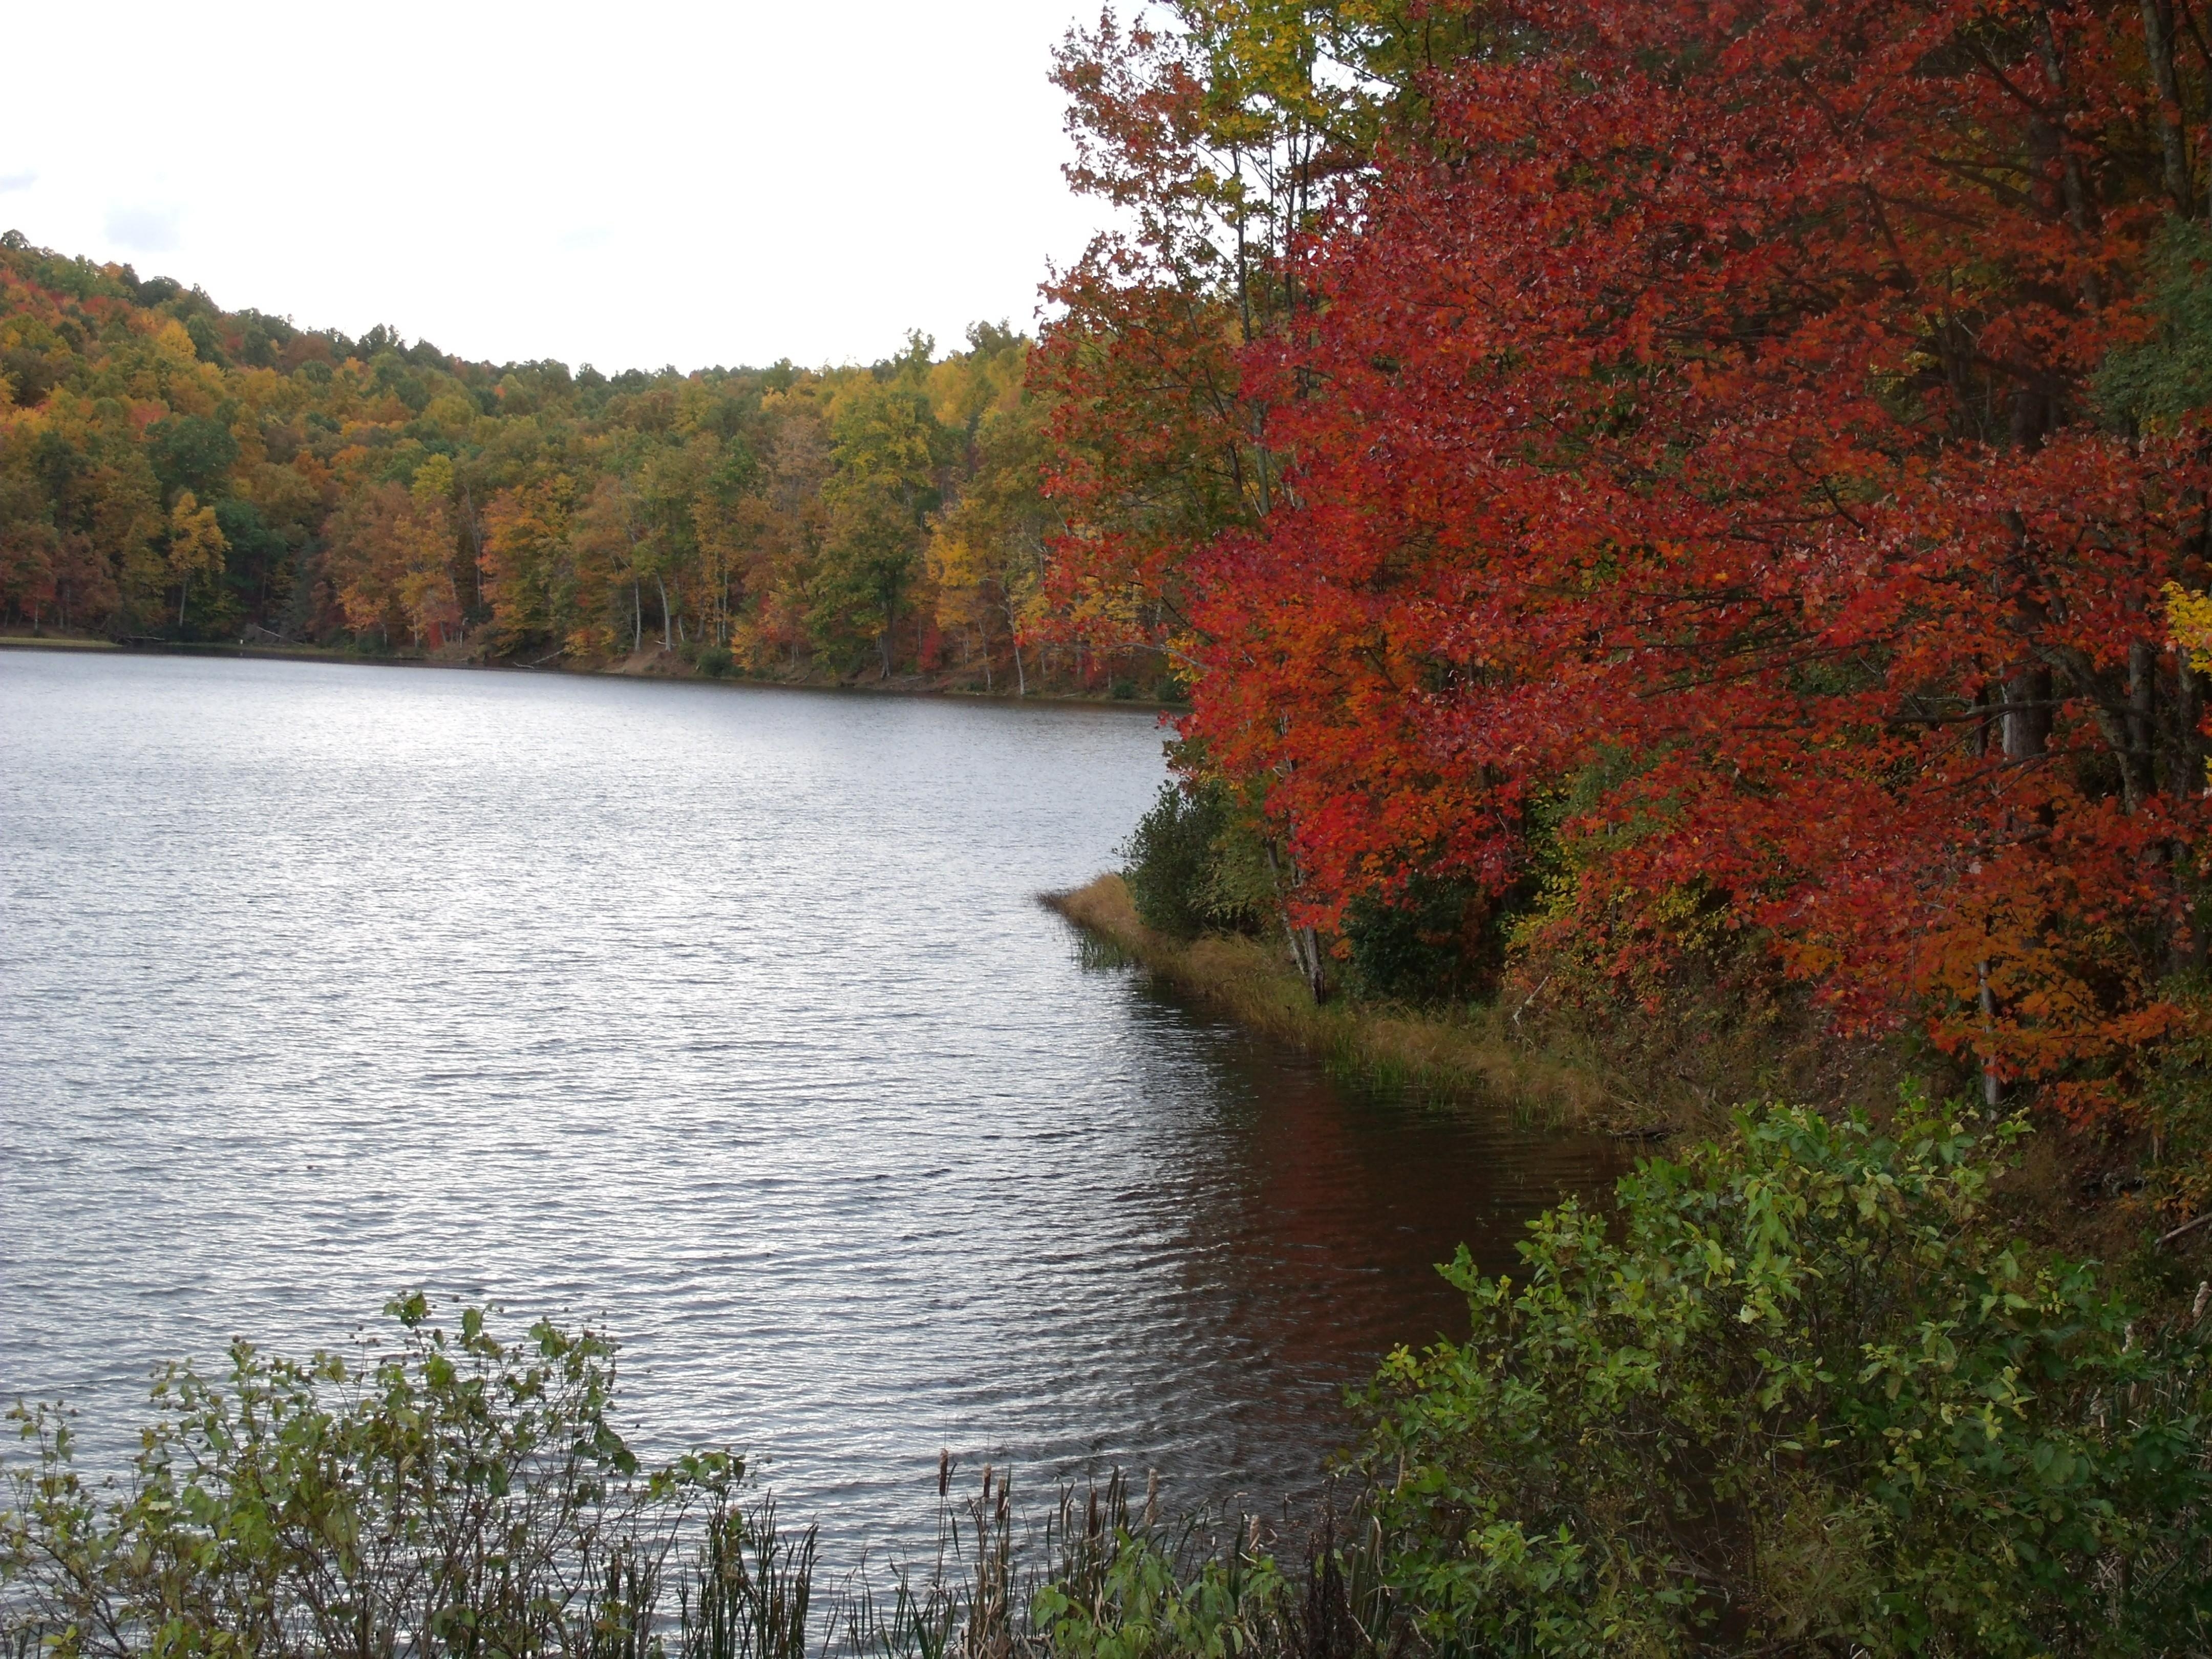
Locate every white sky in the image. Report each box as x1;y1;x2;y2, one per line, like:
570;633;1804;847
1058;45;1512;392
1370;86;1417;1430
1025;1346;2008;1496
0;0;1111;372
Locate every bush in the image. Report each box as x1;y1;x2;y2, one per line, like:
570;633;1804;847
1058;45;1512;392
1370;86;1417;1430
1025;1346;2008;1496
1340;877;1488;1004
1360;1102;2212;1655
696;644;735;678
1122;782;1223;940
0;1295;816;1657
1120;782;1272;942
0;1303;1376;1659
1030;1486;1407;1659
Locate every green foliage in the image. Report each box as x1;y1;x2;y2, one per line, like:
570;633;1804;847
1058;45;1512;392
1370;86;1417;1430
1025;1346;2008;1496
143;415;240;505
1339;877;1485;1005
1023;1472;1402;1659
2099;219;2212;431
1123;782;1220;939
1360;1102;2212;1655
0;1295;786;1657
1032;1526;1287;1659
2145;971;2212;1225
1120;782;1273;941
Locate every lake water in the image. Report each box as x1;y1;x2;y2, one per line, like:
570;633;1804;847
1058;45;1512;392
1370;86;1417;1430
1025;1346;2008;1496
0;648;1619;1556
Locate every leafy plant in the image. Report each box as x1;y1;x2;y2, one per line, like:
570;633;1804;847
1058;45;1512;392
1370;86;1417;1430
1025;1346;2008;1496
1119;782;1271;943
1362;1102;2212;1655
1338;878;1487;1006
0;1294;776;1657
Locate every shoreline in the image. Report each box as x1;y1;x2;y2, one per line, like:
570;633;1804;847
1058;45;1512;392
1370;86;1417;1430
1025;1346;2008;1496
1042;873;1627;1129
0;636;1184;714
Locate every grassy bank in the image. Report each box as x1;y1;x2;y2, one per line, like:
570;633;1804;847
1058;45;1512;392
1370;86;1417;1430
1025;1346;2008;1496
1044;874;1620;1127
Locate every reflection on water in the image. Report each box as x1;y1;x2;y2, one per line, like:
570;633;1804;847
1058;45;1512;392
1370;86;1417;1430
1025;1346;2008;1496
0;649;1620;1558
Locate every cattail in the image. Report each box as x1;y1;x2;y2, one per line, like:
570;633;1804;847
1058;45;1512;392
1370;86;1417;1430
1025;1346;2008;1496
938;1448;951;1498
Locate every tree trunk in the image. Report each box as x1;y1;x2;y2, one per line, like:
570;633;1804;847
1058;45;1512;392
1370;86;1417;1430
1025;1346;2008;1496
2182;655;2209;966
2128;637;2158;810
2004;667;2053;761
461;482;485;617
1984;648;2055;1109
2180;653;2206;800
1293;923;1327;1001
2142;0;2192;208
657;573;672;650
632;579;642;654
1262;841;1329;1003
2036;10;2104;308
1978;961;2004;1111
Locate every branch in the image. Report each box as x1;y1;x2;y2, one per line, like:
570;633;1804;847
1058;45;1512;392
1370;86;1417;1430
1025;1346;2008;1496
2159;1211;2212;1247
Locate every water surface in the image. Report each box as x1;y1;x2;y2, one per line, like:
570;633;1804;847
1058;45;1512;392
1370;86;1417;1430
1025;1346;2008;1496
0;650;1618;1551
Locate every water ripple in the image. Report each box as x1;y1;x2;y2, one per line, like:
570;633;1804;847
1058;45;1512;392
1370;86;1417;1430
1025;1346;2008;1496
0;651;1618;1560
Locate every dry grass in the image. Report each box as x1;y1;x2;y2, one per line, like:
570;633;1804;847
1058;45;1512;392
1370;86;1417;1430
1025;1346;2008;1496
1047;875;2179;1280
1044;874;1617;1128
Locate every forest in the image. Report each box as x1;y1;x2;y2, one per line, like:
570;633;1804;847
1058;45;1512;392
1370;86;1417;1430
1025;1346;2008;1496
0;237;1165;696
14;0;2212;1649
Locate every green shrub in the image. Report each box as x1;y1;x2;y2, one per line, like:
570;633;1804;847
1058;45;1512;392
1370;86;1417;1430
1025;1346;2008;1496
1122;782;1222;939
1120;782;1273;942
1341;877;1487;1004
2098;219;2212;432
696;644;735;678
1361;1102;2212;1655
1032;1525;1289;1659
0;1295;814;1658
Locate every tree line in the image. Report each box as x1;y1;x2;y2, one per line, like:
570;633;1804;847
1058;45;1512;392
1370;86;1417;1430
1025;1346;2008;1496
0;232;1163;696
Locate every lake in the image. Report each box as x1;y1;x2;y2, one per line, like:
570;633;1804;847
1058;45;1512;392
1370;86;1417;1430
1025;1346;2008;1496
0;648;1619;1557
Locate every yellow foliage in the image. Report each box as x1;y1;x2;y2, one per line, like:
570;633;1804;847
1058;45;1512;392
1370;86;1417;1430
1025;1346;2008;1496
2164;580;2212;672
167;491;228;586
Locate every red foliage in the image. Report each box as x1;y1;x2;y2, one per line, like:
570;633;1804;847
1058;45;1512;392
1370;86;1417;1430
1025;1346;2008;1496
1047;0;2212;1109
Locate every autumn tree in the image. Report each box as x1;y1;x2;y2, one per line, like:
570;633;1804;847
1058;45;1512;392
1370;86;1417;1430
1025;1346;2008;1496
1054;0;2212;1109
815;345;946;678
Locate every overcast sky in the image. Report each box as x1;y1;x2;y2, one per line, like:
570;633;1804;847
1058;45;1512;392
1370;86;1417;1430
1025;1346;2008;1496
1;0;1110;372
